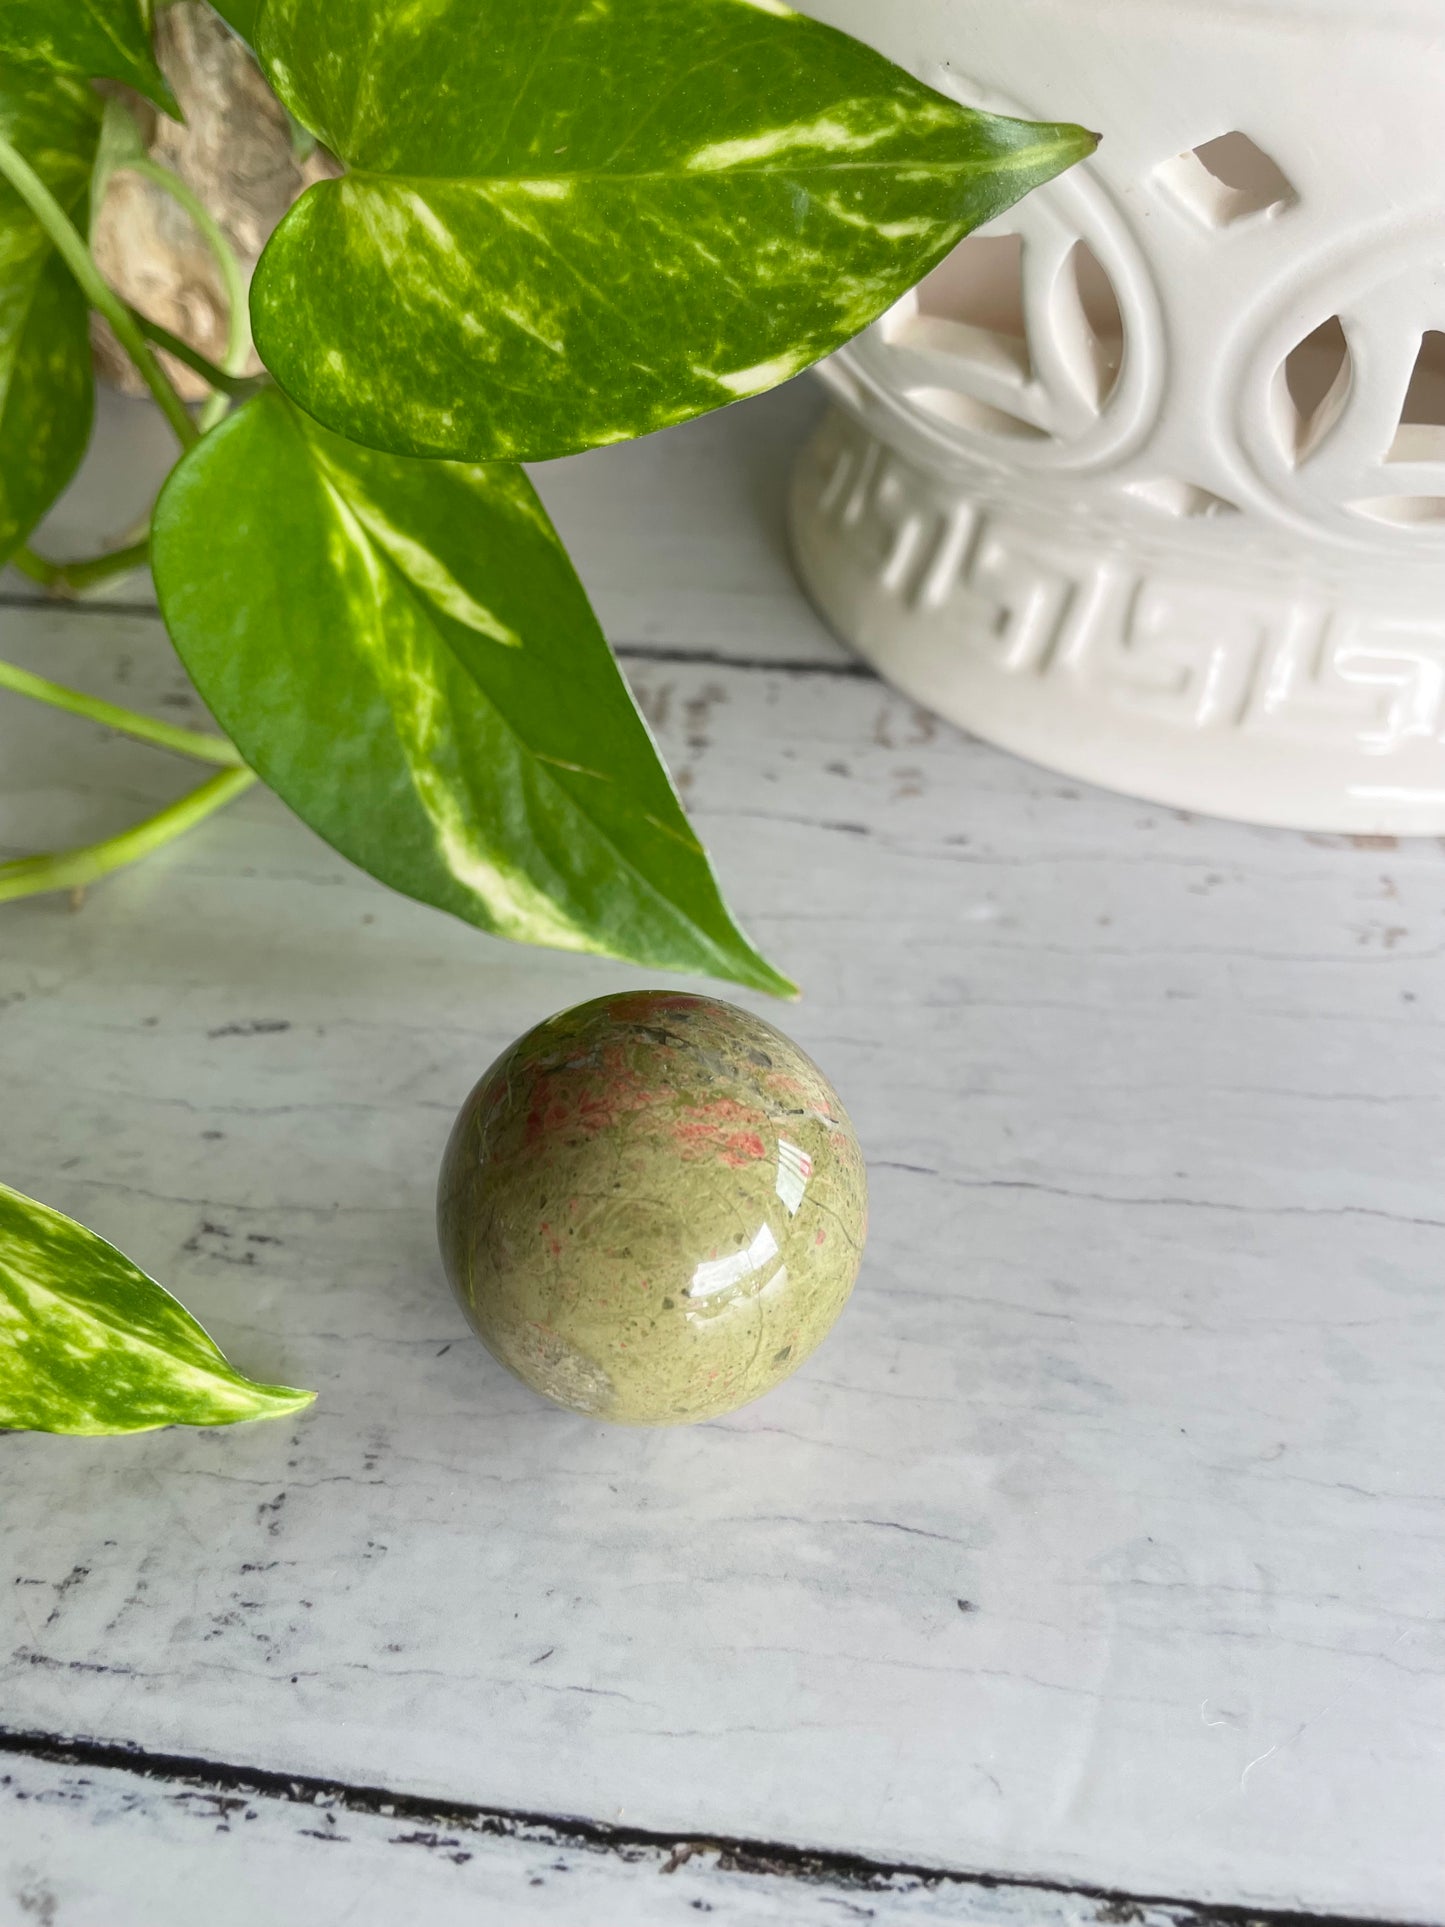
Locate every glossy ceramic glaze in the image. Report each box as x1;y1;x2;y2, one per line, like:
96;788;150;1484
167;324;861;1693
437;992;868;1426
792;0;1445;832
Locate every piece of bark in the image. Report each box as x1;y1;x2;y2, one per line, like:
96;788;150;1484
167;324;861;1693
91;2;338;399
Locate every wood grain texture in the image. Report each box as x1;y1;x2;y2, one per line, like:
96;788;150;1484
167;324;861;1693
1;1741;1279;1927
2;386;1443;1925
10;382;846;663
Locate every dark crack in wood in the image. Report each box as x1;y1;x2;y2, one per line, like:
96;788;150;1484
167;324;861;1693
0;1725;1424;1927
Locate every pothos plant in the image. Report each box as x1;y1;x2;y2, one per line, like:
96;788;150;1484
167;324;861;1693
0;0;1093;1435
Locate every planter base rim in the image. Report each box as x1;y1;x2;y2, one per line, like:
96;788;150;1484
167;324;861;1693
790;406;1445;839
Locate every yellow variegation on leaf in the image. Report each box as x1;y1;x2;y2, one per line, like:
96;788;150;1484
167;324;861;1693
0;1181;314;1436
249;0;1096;461
0;0;178;118
0;66;99;568
151;388;795;995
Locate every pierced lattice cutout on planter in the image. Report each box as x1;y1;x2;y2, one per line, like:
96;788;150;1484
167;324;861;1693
1127;478;1240;519
1351;496;1445;528
884;229;1132;447
1050;240;1125;412
1386;331;1445;463
1271;315;1353;463
1156;131;1298;229
886;233;1047;440
888;234;1032;382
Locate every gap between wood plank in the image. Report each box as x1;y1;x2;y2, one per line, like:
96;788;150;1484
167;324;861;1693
0;593;874;681
0;1726;1421;1927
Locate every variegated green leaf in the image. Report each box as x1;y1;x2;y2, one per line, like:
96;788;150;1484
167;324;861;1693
0;1180;315;1436
249;0;1095;462
0;68;99;570
151;388;794;995
0;0;178;118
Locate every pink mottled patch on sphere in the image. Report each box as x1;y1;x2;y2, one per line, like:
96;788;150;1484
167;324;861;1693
672;1095;771;1167
437;991;868;1427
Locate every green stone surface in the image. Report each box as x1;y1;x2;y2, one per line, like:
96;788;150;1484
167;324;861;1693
437;992;868;1426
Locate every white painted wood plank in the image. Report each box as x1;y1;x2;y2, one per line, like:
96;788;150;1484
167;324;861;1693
533;382;843;665
9;381;846;668
1;591;1441;1923
1;1745;1204;1927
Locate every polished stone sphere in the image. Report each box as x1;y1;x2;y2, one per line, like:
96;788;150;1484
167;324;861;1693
437;991;867;1426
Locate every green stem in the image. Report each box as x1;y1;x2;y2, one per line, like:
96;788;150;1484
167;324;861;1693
9;546;54;588
10;538;151;595
0;767;257;906
0;657;244;766
131;312;262;398
0;132;197;451
117;157;250;430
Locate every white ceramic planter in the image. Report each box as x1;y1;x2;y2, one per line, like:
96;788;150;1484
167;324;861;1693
789;0;1445;832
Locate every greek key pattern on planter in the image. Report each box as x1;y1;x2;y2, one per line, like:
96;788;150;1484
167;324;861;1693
788;6;1445;827
801;409;1445;757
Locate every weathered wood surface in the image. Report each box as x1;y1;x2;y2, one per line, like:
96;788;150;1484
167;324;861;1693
15;384;845;667
2;388;1442;1925
0;1738;1240;1927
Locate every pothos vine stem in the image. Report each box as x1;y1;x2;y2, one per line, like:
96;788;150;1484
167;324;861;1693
130;312;263;399
114;156;251;431
0;131;198;451
10;538;152;595
0;128;262;905
0;657;243;766
0;768;257;907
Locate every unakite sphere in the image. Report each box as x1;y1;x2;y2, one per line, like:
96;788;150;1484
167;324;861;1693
437;992;867;1426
